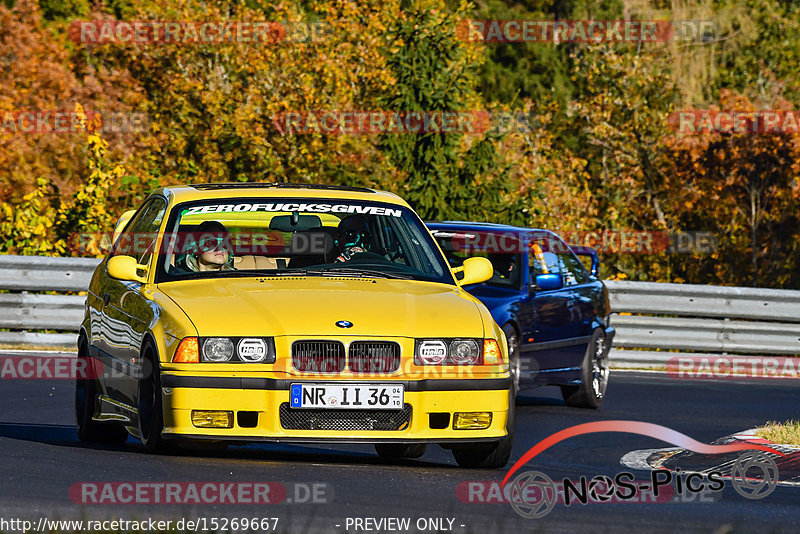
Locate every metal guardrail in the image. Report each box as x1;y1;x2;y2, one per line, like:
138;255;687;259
0;255;100;346
2;255;799;362
606;280;800;367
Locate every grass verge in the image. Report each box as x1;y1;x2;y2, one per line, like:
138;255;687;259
755;420;800;446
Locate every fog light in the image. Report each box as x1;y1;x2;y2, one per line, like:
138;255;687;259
453;412;492;430
191;410;233;428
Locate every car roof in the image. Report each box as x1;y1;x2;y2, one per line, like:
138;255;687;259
153;183;409;207
427;220;560;237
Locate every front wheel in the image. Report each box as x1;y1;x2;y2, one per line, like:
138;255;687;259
451;390;514;469
561;328;610;409
137;342;172;453
75;339;128;444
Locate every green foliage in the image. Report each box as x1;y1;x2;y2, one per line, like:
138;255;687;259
54;104;122;255
0;177;63;255
378;0;526;223
4;0;800;289
0;104;121;257
714;0;800;104
38;0;88;20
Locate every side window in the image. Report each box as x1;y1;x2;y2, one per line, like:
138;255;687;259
528;243;559;279
558;252;589;286
112;198;168;265
528;234;588;287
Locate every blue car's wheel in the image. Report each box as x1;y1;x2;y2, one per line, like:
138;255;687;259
561;328;609;409
503;324;521;396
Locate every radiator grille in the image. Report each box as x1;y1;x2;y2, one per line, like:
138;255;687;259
292;341;345;373
348;341;401;373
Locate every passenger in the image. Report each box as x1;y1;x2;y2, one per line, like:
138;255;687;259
184;220;235;272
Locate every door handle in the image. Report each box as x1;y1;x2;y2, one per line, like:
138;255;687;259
103;293;111;306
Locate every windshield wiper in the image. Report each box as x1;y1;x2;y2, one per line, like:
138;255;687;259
259;269;326;277
312;267;415;280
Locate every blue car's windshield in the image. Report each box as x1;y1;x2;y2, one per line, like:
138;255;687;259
431;229;523;290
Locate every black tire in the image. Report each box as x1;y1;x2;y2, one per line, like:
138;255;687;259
374;443;427;460
452;389;515;469
137;341;172;453
75;338;128;444
503;324;521;396
561;328;610;409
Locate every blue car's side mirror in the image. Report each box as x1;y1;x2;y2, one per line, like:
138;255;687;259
534;273;563;291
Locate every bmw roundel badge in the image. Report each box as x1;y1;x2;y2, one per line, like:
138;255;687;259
335;320;353;328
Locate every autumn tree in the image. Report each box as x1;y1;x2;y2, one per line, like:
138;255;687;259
663;90;800;287
378;0;527;223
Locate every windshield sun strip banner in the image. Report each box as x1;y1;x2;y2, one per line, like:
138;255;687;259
183;203;403;217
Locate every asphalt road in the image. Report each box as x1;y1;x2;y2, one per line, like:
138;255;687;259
0;368;798;534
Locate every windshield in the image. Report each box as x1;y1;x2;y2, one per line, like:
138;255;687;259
154;198;454;284
431;228;523;290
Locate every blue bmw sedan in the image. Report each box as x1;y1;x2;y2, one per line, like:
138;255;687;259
428;222;614;408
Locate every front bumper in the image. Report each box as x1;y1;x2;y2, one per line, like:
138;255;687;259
159;375;512;444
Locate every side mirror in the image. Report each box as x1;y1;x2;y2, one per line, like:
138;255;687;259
570;245;599;277
534;273;563;291
112;209;137;245
107;255;148;284
456;257;493;286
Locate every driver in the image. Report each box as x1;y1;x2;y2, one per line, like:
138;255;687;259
488;253;516;279
335;215;372;262
183;220;235;272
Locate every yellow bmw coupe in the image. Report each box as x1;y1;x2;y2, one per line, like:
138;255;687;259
77;183;513;468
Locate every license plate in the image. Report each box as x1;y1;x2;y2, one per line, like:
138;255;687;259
290;383;404;410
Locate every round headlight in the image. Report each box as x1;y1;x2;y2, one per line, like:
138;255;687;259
202;338;234;362
417;340;448;365
449;339;480;364
237;338;268;363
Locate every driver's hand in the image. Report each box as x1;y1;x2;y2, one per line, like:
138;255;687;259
336;246;365;262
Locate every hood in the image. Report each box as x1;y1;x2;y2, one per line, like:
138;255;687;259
159;276;485;338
